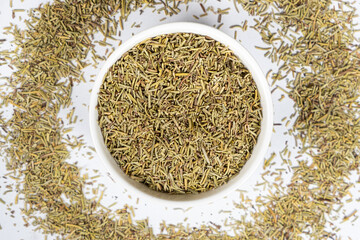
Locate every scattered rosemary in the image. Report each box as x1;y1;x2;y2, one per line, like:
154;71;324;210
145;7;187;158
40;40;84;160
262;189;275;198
234;0;360;238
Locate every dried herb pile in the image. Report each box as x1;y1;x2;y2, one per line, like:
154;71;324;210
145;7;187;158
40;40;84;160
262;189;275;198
1;1;160;239
98;33;261;194
0;0;359;239
234;0;360;238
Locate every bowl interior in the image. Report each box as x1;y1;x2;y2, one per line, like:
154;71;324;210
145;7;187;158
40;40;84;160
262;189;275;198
89;22;273;207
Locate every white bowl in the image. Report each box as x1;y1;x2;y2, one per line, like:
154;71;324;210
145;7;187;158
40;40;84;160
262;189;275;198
89;22;273;208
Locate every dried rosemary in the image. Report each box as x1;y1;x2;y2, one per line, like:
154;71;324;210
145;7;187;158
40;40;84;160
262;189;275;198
0;0;359;239
98;33;261;194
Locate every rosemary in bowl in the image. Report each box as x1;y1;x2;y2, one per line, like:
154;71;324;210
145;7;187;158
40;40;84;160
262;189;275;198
97;31;262;194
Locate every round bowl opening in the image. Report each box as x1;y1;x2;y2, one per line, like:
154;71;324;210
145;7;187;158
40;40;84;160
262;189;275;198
89;22;273;208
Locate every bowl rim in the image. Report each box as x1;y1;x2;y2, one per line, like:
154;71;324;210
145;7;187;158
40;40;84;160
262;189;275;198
89;22;273;208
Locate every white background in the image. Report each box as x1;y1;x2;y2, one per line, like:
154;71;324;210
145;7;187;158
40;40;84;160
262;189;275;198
1;0;359;239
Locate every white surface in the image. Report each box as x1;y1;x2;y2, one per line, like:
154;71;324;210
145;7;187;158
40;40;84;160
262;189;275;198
89;22;273;207
0;0;359;239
